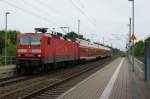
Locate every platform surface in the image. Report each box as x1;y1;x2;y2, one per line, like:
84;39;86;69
0;65;16;79
57;58;133;99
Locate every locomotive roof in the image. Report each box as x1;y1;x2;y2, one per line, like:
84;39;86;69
18;33;111;51
18;33;75;42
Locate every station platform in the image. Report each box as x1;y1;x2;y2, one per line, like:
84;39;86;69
0;65;16;79
57;58;150;99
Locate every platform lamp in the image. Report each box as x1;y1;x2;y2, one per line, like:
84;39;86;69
5;12;10;65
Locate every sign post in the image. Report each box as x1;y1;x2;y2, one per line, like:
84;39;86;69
130;33;136;72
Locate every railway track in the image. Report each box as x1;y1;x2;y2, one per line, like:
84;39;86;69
20;58;113;99
0;58;114;99
0;76;30;87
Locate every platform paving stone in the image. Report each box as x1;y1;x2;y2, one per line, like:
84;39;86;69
109;58;132;99
57;58;130;99
57;57;150;99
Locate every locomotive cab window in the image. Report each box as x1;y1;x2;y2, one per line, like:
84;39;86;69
19;36;41;45
47;37;51;45
19;36;30;45
31;37;41;45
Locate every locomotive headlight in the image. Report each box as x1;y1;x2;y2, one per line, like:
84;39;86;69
37;54;41;57
18;49;27;53
17;54;21;57
32;49;41;53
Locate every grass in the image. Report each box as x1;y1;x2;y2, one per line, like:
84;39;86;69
136;56;144;63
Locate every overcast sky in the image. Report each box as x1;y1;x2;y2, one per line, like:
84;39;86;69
0;0;150;50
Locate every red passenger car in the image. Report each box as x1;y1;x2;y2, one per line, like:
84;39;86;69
77;39;112;60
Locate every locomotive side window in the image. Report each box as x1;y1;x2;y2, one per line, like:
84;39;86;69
48;37;51;45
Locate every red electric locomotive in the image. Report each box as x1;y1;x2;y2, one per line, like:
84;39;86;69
16;28;111;74
16;28;79;73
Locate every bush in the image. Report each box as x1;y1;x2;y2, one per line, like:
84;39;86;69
121;54;126;57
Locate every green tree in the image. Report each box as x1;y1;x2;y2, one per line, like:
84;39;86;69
65;32;78;40
65;32;89;41
0;30;5;53
134;40;144;57
7;30;20;44
0;30;20;55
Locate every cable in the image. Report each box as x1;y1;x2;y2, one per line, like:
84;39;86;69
23;0;75;33
1;0;97;35
34;0;76;32
34;0;62;16
35;0;78;28
21;0;51;15
69;0;96;27
77;0;97;24
77;0;85;9
0;0;60;27
67;0;99;38
21;0;59;24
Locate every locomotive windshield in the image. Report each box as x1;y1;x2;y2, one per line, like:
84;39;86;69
31;37;41;45
19;36;41;45
20;36;30;45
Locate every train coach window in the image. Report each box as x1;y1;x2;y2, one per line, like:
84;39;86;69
48;37;51;45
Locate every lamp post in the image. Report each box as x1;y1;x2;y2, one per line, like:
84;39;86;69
128;18;131;57
103;37;104;45
5;12;10;65
78;19;80;34
128;0;135;72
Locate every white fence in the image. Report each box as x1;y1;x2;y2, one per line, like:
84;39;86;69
0;56;16;66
